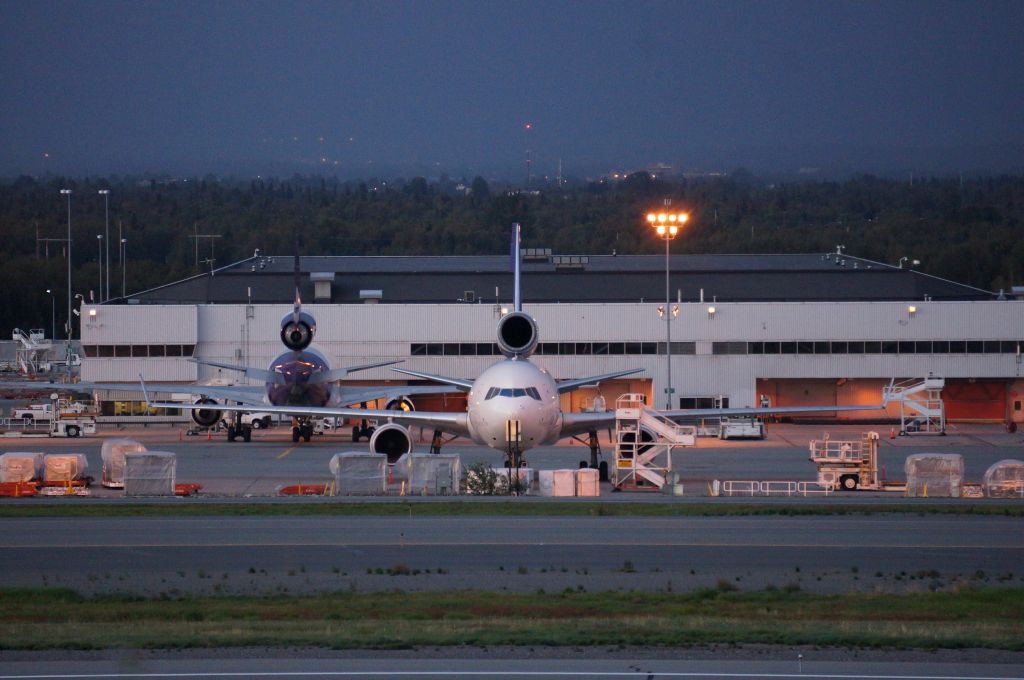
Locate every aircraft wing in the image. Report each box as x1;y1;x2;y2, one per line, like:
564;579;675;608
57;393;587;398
660;403;886;420
140;377;470;436
555;368;644;394
334;383;462;405
0;379;266;405
559;411;619;438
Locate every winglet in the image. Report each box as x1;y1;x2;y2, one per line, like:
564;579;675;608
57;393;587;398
138;373;152;406
882;377;896;406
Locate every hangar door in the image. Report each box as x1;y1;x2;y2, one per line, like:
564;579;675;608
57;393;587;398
942;379;1005;422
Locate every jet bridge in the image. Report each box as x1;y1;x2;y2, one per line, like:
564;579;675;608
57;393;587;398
884;375;946;435
613;394;695;491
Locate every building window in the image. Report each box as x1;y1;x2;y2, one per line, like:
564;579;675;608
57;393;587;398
712;342;747;355
864;341;881;354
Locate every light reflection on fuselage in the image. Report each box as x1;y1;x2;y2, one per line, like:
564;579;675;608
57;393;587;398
266;347;331;407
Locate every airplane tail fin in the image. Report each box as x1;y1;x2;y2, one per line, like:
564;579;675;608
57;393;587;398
511;222;522;312
293;247;302;325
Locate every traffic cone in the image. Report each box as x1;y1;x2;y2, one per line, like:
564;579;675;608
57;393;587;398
889;427;896;439
207;428;212;441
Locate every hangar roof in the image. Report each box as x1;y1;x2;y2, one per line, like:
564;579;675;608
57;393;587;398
122;252;996;305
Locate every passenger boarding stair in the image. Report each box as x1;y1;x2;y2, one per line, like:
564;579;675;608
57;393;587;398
883;375;945;435
613;394;696;490
12;328;53;374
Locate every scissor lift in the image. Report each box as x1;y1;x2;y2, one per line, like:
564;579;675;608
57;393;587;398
809;431;881;491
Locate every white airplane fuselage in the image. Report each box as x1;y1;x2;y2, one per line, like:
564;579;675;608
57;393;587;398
465;358;563;451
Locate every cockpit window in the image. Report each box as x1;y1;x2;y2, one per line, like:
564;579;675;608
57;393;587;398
484;386;542;400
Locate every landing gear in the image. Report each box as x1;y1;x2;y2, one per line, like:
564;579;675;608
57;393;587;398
227;424;252;443
351;423;375;442
572;430;607;481
291;423;313;443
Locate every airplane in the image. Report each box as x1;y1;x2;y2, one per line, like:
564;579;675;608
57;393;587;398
143;223;889;466
14;255;458;444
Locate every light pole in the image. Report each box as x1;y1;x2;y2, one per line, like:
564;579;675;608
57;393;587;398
97;234;103;300
99;189;110;301
60;189;72;340
646;210;688;409
121;238;127;298
45;289;55;340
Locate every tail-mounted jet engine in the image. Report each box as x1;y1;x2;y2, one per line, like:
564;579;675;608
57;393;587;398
280;311;316;351
369;423;413;465
190;398;222;428
496;311;539;358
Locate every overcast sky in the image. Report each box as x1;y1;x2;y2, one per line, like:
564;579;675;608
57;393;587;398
2;0;1022;179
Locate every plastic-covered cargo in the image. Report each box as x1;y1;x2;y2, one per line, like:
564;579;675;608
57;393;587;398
492;467;534;495
123;451;176;496
329;452;387;496
393;453;461;495
575;468;600;497
983;459;1024;499
904;453;964;498
538;469;576;497
43;454;89;482
100;438;147;488
0;452;44;482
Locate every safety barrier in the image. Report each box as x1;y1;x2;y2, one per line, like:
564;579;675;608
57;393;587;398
721;480;832;497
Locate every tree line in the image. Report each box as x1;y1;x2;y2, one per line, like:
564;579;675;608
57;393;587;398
1;171;1022;337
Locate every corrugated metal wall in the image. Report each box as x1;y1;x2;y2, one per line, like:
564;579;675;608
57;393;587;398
80;300;1024;415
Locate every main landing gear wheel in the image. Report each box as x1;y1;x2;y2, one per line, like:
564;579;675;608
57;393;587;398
301;424;313;442
291;426;300;443
227;425;237;442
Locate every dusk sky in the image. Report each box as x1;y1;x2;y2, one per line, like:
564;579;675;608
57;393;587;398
2;0;1022;179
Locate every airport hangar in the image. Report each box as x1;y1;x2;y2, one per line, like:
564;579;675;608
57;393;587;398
78;250;1024;426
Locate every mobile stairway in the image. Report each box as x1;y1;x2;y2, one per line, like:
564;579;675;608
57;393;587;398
613;393;696;491
12;328;52;374
883;375;945;435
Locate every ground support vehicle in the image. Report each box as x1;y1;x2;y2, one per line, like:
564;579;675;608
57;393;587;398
809;431;881;491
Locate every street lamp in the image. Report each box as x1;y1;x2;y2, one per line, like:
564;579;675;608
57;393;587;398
99;189;110;301
45;289;55;341
646;210;689;409
97;234;103;300
121;238;127;298
60;189;72;340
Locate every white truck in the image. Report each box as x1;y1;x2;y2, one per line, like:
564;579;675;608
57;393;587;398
11;401;88;422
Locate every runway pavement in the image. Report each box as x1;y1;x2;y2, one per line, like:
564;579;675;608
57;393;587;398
1;653;1023;679
2;513;1021;595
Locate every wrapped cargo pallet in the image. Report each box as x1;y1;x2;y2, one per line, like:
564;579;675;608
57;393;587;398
983;459;1024;499
0;452;44;483
393;453;461;495
123;451;176;496
538;469;576;497
905;453;964;498
43;454;89;483
575;468;600;497
101;438;147;488
329;452;387;496
492;466;534;495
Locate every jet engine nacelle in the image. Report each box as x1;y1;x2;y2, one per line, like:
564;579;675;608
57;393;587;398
496;311;539;358
384;396;415;412
190;398;222;428
279;310;316;351
369;423;413;465
619;424;656;455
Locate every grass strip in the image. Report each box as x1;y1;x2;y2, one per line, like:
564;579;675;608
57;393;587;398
1;587;1021;651
0;500;1022;519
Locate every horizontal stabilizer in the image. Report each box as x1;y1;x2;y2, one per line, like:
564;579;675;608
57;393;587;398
390;367;474;391
556;368;644;394
191;359;286;385
308;360;403;384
